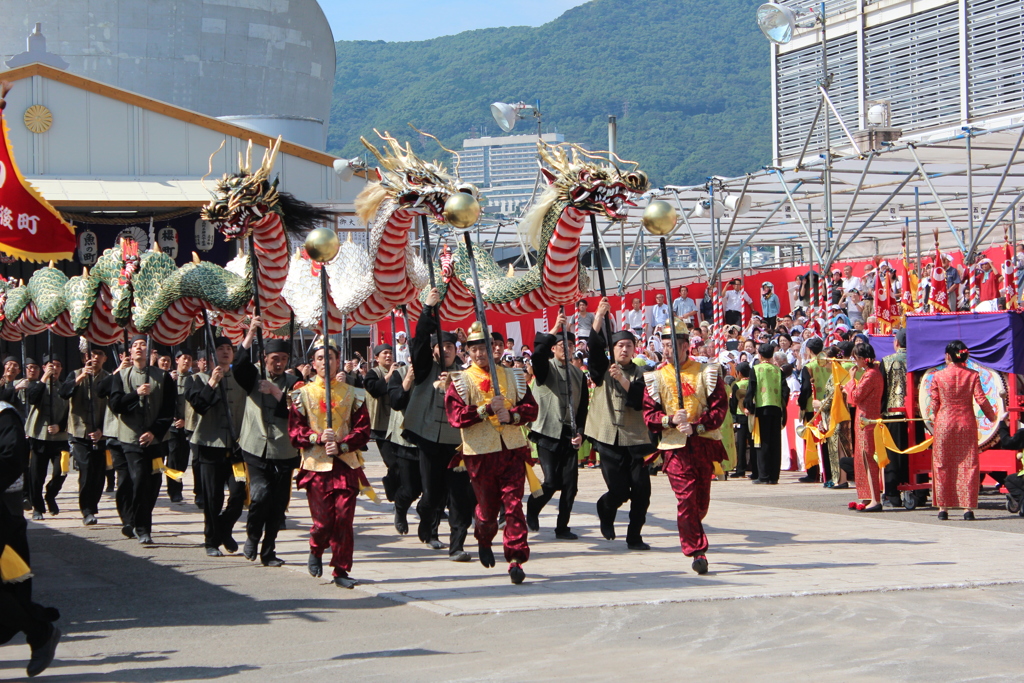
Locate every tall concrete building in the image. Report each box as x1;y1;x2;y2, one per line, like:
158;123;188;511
0;0;336;150
770;0;1024;164
461;132;564;216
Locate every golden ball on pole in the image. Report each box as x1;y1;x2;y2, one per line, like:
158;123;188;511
642;200;678;236
304;227;341;263
443;193;482;229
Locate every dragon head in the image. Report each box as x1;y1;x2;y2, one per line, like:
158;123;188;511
358;130;479;224
538;141;649;221
200;136;284;240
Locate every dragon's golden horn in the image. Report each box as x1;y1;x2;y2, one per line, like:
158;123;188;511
192;252;202;265
152;241;162;254
245;139;254;173
260;135;283;178
408;123;462;176
48;260;54;268
201;140;226;193
82;266;89;277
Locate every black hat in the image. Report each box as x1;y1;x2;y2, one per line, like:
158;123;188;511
24;357;38;367
213;336;233;349
174;347;193;359
431;331;459;347
264;339;291;355
611;330;636;345
42;354;61;365
128;334;148;346
89;346;110;357
2;356;18;365
372;343;393;356
491;331;505;344
153;344;172;358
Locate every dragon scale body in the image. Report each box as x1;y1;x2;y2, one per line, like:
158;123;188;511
348;200;427;326
218;212;292;337
425;201;591;320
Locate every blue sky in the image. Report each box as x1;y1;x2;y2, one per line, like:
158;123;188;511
321;0;590;42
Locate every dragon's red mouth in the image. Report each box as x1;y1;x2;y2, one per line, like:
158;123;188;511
570;181;637;220
399;192;448;222
218;205;271;239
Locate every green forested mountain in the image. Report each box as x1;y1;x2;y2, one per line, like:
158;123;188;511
329;0;771;187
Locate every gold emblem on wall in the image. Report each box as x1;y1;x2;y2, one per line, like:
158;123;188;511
23;105;53;134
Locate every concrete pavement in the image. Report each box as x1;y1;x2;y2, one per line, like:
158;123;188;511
2;447;1023;681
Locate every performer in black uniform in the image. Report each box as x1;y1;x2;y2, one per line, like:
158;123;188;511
24;355;68;520
362;343;398;501
399;289;474;561
59;345;110;525
105;336;176;544
584;298;656;550
165;348;194;503
526;311;588;539
233;318;299;566
186;336;247;557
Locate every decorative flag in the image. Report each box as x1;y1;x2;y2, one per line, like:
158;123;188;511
1003;240;1018;310
928;240;950;313
0;107;76;261
874;267;893;334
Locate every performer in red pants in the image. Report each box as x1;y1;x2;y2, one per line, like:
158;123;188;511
445;323;538;584
642;319;728;575
288;336;370;588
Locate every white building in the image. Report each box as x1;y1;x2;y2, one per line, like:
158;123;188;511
770;0;1024;164
462;132;564;216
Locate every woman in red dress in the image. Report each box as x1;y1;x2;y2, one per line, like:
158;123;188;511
845;343;884;512
928;340;996;520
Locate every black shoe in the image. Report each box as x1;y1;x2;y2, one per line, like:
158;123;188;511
121;524;135;539
427;538;447;550
26;625;61;678
195;497;205;511
222;535;238;554
333;573;358;589
730;472;744;479
526;506;540;532
554;529;578;540
752;479;766;485
308;553;323;577
137;532;153;545
206;546;223;557
627;540;651;551
937;510;949;520
417;520;431;544
860;503;883;513
479;545;495;568
692;556;709;575
797;475;817;483
262;555;285;567
31;511;44;521
963;510;976;521
394;508;408;535
45;496;58;516
243;538;257;561
278;518;287;531
508;563;526;585
449;551;471;562
83;513;97;526
833;482;850;489
169;495;184;504
597;502;616;541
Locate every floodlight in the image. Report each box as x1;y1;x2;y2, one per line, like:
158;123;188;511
333;156;364;182
723;194;751;215
490;101;538;133
691;199;726;219
756;3;799;44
